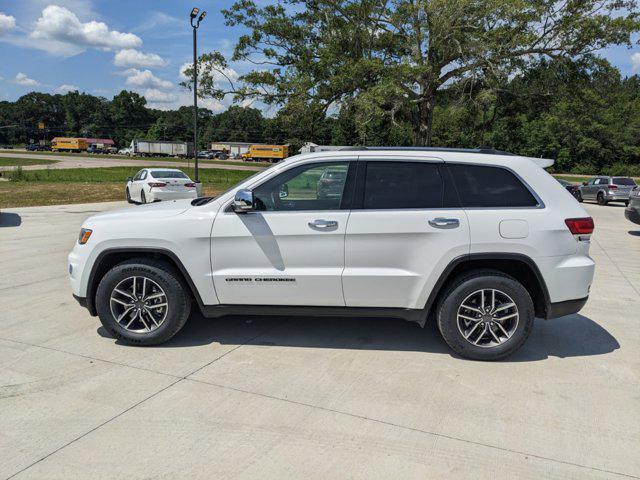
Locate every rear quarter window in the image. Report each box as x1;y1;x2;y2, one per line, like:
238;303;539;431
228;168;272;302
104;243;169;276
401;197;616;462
448;164;539;208
613;177;636;186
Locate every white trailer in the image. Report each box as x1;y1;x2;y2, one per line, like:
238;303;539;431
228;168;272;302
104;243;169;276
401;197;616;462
130;140;193;158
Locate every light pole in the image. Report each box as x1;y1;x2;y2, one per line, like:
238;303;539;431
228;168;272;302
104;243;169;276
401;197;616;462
190;7;206;186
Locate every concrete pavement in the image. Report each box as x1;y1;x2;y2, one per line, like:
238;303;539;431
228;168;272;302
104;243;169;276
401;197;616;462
0;201;638;479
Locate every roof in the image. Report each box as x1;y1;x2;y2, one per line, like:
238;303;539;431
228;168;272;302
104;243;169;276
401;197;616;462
336;147;554;168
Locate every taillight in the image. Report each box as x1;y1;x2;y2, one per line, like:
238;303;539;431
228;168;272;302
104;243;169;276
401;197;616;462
608;184;617;190
185;183;196;188
148;182;166;188
565;217;594;235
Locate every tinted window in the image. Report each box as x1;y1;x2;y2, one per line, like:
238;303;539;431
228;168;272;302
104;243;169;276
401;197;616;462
363;162;444;209
151;170;188;179
133;170;144;181
253;162;350;211
613;177;636;186
448;164;538;208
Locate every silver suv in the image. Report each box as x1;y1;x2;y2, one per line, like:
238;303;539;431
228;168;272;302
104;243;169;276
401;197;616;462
578;176;637;205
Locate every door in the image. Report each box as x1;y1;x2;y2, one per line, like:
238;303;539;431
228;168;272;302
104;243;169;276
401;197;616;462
211;160;356;306
129;170;146;200
343;159;470;309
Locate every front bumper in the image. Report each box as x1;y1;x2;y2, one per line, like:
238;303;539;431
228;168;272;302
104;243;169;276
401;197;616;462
546;296;589;319
625;206;640;225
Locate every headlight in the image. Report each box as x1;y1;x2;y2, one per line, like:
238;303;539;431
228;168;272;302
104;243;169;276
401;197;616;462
78;228;93;244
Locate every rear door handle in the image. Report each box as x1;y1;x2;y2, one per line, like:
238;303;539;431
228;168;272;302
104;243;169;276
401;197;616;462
428;217;460;229
308;219;338;229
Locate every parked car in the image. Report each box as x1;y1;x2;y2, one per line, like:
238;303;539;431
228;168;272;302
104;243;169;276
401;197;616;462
69;148;595;361
214;152;228;160
118;148;131;155
317;168;348;198
87;145;106;154
197;150;214;159
26;144;39;151
1;144;13;149
625;187;640;225
556;178;580;200
125;168;198;204
577;176;637;205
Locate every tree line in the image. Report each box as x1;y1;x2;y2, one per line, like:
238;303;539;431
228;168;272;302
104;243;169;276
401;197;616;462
1;57;640;174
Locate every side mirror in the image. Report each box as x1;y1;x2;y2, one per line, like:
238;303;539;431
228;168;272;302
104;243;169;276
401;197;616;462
279;184;289;198
233;189;254;213
126;176;133;182
582;182;587;186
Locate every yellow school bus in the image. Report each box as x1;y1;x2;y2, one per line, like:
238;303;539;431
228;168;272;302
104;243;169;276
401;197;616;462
51;137;88;152
242;144;289;162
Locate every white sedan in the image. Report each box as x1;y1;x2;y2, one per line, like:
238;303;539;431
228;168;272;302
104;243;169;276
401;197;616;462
126;168;198;204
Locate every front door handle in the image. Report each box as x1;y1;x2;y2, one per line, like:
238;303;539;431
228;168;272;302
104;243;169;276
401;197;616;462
308;219;338;229
428;217;460;229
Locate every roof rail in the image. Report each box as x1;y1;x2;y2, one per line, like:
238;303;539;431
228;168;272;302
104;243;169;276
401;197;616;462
338;146;516;156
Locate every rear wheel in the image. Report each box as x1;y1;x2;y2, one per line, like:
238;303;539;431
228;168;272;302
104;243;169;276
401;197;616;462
95;258;191;345
436;270;534;361
625;200;630;207
140;190;146;204
576;191;583;203
597;192;608;205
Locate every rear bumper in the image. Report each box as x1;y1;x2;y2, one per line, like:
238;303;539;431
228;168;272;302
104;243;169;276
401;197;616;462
148;190;198;202
546;296;588;319
625;206;640;225
604;193;630;202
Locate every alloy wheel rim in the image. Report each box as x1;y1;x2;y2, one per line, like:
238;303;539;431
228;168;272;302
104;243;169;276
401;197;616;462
456;288;519;348
109;276;168;333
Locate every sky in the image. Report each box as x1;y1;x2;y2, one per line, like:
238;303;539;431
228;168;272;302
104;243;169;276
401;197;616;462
1;0;640;113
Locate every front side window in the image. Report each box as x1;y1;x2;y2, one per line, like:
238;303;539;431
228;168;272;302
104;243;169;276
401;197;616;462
448;164;538;208
362;161;444;209
253;162;350;211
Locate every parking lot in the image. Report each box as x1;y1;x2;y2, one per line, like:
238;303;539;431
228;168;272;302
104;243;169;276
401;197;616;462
0;201;638;479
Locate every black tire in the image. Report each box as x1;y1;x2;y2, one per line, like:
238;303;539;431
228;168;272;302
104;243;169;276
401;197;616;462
625;200;630;207
436;270;534;361
576;191;583;203
597;192;607;206
126;188;133;204
95;258;191;345
140;190;146;204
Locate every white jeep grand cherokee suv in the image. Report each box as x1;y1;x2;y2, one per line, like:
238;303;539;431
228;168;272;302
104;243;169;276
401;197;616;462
68;148;595;360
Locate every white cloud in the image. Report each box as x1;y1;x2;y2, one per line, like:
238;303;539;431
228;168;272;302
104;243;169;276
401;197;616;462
631;53;640;72
114;49;166;68
56;84;78;93
142;88;178;103
29;5;142;56
13;72;39;86
0;12;16;35
125;69;173;90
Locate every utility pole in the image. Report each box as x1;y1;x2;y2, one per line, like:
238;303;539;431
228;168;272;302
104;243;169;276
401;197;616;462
190;7;206;187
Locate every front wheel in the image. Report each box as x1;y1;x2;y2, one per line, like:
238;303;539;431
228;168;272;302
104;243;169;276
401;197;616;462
95;258;191;345
436;270;534;361
126;188;133;204
576;191;583;203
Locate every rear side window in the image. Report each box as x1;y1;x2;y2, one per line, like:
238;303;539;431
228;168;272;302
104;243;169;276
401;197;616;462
363;162;444;209
448;164;538;208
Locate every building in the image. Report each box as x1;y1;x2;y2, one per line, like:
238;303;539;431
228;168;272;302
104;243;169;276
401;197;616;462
299;142;349;154
83;138;115;147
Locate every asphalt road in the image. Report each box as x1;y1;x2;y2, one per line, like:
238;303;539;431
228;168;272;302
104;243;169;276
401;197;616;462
0;151;266;172
0;201;638;479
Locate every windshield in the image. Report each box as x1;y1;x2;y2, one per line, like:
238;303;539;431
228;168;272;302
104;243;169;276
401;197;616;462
612;177;636;186
150;171;188;179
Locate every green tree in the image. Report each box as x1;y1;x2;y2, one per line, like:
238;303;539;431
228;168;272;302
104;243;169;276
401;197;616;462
194;0;640;145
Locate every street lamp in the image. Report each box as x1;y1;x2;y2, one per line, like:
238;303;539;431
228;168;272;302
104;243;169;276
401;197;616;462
190;7;206;186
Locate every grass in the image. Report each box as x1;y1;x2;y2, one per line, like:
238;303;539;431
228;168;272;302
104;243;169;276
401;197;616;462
0;157;58;167
0;166;256;208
